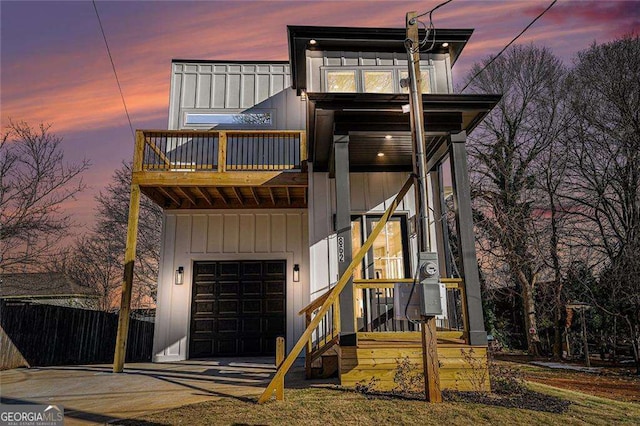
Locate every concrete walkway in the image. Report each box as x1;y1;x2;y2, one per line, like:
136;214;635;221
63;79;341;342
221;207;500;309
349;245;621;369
0;357;315;425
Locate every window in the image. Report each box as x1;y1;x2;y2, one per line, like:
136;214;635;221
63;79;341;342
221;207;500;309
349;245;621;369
326;70;357;92
184;112;272;127
323;66;433;93
363;71;394;93
351;215;410;280
399;70;431;94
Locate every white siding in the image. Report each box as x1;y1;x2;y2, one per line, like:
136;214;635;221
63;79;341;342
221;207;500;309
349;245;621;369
153;209;309;362
308;171;419;298
169;62;305;130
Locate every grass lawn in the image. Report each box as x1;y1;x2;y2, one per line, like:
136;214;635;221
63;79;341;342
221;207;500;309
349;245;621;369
120;381;640;426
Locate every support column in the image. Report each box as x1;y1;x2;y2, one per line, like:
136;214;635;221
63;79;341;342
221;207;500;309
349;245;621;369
113;183;141;372
334;136;355;342
428;169;449;276
449;131;487;346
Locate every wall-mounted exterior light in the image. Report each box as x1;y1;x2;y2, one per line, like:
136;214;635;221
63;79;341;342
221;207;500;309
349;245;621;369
175;266;184;285
293;264;300;282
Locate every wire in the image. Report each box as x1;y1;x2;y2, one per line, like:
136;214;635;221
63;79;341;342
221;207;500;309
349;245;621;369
406;0;454;54
460;0;558;92
92;0;135;141
411;0;454;23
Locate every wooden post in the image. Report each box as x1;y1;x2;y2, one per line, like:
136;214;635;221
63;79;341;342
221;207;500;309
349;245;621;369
113;182;141;373
421;320;442;402
407;10;442;403
581;308;590;367
218;131;227;173
276;336;285;400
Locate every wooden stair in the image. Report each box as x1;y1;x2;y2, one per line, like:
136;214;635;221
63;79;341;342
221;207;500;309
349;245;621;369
340;333;489;392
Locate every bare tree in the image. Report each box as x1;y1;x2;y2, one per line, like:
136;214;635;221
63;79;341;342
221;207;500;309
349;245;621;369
61;235;121;311
0;121;89;271
93;162;162;305
563;35;640;372
464;45;567;355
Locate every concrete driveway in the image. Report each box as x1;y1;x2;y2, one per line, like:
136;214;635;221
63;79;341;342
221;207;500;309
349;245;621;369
0;357;311;425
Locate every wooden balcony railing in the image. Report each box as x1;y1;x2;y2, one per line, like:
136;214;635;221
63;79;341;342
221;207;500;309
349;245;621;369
134;130;306;173
354;277;468;341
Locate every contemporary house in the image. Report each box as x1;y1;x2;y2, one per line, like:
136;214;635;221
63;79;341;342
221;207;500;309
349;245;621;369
119;23;500;394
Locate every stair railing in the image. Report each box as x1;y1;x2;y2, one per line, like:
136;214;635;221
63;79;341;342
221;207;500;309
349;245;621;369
257;175;415;403
299;291;340;378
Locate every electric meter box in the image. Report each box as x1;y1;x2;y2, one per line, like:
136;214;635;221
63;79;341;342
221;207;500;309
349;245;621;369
394;252;444;320
419;252;443;316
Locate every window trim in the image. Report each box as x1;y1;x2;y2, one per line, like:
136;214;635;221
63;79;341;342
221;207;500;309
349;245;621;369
351;213;411;280
321;65;435;94
181;108;276;130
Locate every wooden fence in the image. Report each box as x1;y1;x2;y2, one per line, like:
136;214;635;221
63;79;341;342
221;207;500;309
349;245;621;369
0;300;154;369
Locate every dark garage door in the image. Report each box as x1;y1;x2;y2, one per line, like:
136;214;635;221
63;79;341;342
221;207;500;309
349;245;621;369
189;260;286;357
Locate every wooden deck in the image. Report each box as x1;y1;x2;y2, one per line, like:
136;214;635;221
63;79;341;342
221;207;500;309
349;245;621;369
300;277;489;393
133;129;307;209
339;332;489;392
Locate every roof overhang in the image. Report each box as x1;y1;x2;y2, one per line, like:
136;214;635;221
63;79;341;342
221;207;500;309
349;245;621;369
306;92;501;172
288;25;473;94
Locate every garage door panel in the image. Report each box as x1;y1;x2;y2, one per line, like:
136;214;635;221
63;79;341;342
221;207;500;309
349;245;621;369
242;262;263;276
194;301;214;315
196;262;217;275
242;281;262;296
218;300;239;314
264;261;285;276
191;339;214;357
218;281;239;296
242;318;262;332
265;299;285;313
242;299;262;314
264;317;286;334
193;319;215;333
241;338;262;354
216;339;239;355
189;260;286;357
219;262;240;276
265;281;285;296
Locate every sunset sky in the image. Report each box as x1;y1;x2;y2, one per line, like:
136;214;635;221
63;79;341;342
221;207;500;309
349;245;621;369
2;0;638;234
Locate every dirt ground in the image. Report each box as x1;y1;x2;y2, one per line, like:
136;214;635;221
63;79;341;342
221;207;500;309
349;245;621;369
495;355;640;403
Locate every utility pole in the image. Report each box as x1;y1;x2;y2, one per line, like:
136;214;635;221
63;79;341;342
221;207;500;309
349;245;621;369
406;11;442;403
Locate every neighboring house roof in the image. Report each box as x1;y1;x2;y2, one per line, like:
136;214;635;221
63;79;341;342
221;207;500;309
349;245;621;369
0;272;98;299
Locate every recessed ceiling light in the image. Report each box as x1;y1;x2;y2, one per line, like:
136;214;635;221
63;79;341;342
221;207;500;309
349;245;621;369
385;135;393;140
377;152;385;157
309;39;317;45
442;42;449;48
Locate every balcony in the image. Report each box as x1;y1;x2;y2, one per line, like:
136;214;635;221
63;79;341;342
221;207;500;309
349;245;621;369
132;130;308;209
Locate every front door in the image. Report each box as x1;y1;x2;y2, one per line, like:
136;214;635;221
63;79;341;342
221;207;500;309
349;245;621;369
189;260;286;357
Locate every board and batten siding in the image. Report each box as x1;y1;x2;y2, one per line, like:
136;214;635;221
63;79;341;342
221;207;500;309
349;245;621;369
168;61;305;130
306;51;453;94
308;170;419;299
153;209;309;361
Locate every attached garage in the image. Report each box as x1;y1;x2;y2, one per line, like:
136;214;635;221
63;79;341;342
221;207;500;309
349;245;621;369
189;260;286;357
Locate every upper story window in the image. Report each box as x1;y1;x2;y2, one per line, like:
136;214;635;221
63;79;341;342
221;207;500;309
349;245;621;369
399;70;431;94
323;66;433;94
184;112;273;128
363;71;394;93
326;70;357;92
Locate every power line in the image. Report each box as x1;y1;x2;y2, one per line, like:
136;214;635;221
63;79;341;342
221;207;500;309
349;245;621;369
460;0;558;92
92;0;135;140
408;0;454;53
